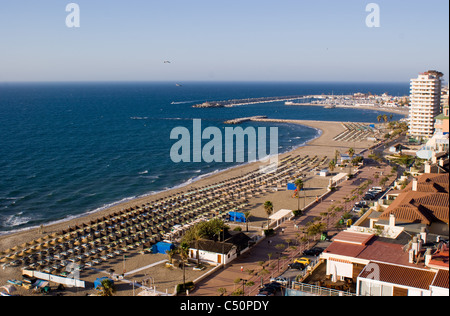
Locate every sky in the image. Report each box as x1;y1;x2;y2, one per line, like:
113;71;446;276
0;0;448;82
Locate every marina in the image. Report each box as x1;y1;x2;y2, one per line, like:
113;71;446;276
193;93;409;112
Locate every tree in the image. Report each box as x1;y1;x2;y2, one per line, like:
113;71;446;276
328;159;336;173
97;279;116;297
348;147;355;159
179;242;190;287
334;149;340;164
244;211;252;232
182;218;228;243
166;248;177;265
264;201;274;229
294;178;304;211
306;222;327;241
348;148;355;174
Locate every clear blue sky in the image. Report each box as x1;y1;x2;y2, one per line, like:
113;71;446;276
0;0;448;82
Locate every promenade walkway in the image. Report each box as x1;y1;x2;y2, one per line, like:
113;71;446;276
190;160;393;296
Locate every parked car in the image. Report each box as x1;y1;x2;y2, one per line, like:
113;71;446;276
263;282;282;292
257;284;277;296
256;289;275;297
288;262;306;270
294;257;311;265
354;201;367;208
270;276;288;286
302;247;324;256
363;193;377;201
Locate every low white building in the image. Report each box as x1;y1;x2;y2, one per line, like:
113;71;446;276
188;232;252;266
188;240;237;266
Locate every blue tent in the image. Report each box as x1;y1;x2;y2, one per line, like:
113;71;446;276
287;183;297;191
151;242;175;254
228;212;246;223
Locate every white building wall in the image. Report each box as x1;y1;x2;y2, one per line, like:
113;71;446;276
357;278;433;296
430;285;450;296
189;247;237;266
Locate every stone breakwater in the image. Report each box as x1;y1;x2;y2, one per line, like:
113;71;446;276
192;95;306;108
223;116;268;124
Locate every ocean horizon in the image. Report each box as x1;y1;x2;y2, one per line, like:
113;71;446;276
0;81;409;234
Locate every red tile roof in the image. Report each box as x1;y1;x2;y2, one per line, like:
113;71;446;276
432;270;449;289
323;242;366;258
380;173;449;225
325;238;415;267
331;231;374;245
359;262;437;290
357;241;413;266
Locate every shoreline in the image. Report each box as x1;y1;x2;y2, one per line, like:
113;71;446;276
0;118;375;252
0;123;321;239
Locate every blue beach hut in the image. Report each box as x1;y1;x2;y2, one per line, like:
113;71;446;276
228;212;247;223
94;277;114;289
151;242;175;254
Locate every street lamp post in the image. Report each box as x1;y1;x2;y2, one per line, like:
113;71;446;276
242;279;248;296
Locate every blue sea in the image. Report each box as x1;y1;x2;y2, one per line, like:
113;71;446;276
0;81;409;234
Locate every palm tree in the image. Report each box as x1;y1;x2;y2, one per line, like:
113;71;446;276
179;242;189;288
294;178;304;211
328;159;336;173
377;115;383;122
334;149;340;165
97;279;116;296
244;211;252;232
264;201;273;229
348;147;355;175
166;248;177;265
348;147;355;159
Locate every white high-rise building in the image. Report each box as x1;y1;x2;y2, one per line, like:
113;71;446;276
409;71;443;139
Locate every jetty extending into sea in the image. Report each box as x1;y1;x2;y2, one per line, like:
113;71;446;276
223;116;268;124
192;95;309;108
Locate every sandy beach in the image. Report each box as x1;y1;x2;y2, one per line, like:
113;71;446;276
0;118;384;295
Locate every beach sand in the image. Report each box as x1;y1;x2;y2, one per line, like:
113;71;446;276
0;119;381;296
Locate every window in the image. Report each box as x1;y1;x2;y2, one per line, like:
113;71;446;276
360;280;370;296
359;280;393;296
382;285;393;296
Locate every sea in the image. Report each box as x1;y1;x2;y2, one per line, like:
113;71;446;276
0;81;409;234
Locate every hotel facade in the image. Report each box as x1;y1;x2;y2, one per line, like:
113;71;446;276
409;72;443;139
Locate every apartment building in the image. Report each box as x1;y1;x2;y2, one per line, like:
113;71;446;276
409;72;443;139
